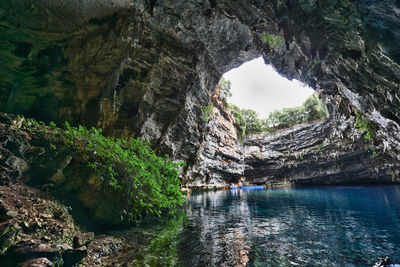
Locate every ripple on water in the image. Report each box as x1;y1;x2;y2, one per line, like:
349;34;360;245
116;185;400;266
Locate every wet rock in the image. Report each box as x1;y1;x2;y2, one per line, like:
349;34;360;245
374;257;394;267
83;235;126;266
4;241;86;266
21;257;53;267
0;224;19;255
73;232;94;248
6;210;18;218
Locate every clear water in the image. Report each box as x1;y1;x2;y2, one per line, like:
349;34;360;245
116;186;400;266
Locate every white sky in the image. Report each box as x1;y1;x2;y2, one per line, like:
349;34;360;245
222;57;315;118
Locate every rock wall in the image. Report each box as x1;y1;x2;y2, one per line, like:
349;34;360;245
244;118;400;187
184;92;244;188
1;0;400;186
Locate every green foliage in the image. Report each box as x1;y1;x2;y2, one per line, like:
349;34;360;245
22;117;185;222
316;143;323;152
230;106;264;134
229;93;329;137
307;59;320;77
217;77;232;105
263;34;284;51
201;103;214;122
368;146;379;157
354;109;375;141
219;78;329;138
267;93;328;130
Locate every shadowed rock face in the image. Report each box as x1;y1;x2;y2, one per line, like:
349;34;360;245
244;119;400;187
1;0;400;186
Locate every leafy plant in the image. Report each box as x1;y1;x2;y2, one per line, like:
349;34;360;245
354;109;375;141
201;103;214;123
307;59;320;77
63;122;185;220
263;34;284;51
368;146;379;157
22;117;185;221
217;77;232;105
316;143;323;152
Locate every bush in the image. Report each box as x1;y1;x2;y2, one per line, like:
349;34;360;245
201;103;214;122
63;122;185;220
217;77;232;105
23;119;185;222
267;93;329;130
354;109;375;141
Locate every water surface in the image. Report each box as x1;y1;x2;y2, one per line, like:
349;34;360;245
118;186;400;266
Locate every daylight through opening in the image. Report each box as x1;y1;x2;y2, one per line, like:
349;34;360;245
218;57;329;136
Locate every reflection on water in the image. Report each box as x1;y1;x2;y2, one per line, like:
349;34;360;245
118;186;400;266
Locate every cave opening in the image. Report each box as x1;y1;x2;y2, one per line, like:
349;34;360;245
217;57;328;134
221;57;315;118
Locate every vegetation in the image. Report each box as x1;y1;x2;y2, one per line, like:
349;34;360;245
201;103;214;122
217;78;232;106
263;34;284;51
354;109;375;141
217;79;329;138
22;118;185;221
307;59;320;77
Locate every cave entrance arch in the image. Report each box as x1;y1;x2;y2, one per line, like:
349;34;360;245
220;57;315;119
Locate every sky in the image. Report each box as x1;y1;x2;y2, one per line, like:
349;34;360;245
222;57;315;118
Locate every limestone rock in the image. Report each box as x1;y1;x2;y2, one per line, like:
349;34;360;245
1;0;400;188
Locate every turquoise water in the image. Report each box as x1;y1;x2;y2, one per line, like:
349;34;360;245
119;186;400;266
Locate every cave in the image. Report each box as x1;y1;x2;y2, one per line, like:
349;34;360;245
1;0;400;265
2;0;400;188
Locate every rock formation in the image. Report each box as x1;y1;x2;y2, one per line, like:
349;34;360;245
2;0;400;188
244;119;400;187
1;0;400;264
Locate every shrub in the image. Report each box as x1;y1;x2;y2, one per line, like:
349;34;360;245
217;77;232;105
263;34;284;51
201;103;214;122
354;109;375;141
23;119;185;222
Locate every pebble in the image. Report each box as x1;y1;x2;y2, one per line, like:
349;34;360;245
6;210;18;218
41;213;52;219
13;223;22;230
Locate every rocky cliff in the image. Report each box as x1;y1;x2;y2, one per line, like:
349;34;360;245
1;1;400;265
184;91;245;188
1;1;400;192
244;119;400;187
2;0;400;189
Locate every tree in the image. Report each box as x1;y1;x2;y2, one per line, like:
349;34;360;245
217;78;329;138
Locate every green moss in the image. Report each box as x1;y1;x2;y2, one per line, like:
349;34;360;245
354;109;375;141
